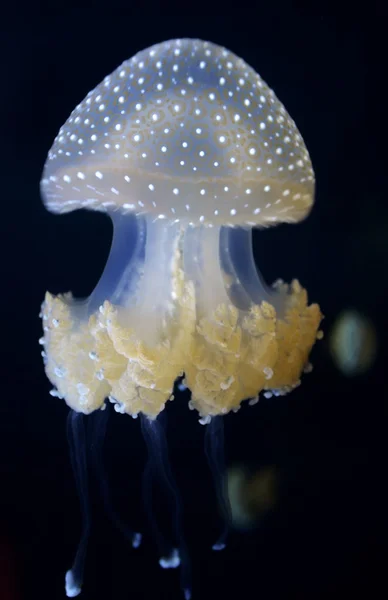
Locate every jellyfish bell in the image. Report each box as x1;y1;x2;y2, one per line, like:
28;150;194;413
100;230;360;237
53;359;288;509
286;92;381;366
40;39;322;598
42;40;313;226
41;38;321;421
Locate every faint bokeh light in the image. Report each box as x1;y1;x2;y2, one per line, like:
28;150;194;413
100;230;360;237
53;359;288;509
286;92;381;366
329;309;377;376
227;464;278;529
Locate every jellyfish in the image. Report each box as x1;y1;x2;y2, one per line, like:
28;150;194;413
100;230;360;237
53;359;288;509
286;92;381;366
40;39;322;598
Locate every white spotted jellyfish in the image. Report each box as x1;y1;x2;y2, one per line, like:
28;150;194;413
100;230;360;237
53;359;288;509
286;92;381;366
40;39;322;599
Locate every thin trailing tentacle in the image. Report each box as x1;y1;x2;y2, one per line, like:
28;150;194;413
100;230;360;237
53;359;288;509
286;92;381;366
204;416;232;550
89;406;142;548
65;411;91;597
140;413;192;600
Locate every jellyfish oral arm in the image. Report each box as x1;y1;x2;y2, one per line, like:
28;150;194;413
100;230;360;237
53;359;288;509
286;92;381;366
42;210;321;420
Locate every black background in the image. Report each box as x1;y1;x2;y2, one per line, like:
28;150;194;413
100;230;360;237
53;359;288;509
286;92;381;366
0;13;386;600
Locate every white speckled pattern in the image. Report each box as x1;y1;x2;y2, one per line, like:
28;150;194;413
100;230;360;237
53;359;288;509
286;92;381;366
41;38;314;226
